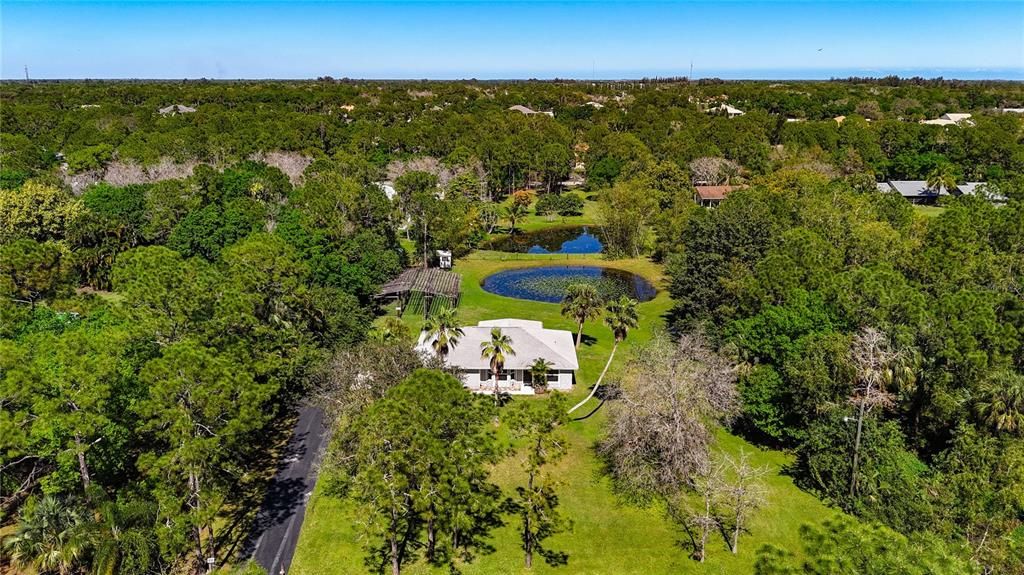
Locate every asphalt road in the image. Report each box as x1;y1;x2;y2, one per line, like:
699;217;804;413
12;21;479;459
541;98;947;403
247;405;329;575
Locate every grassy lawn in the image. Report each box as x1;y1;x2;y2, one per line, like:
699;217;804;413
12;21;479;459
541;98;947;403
292;225;838;574
497;190;601;234
913;205;945;218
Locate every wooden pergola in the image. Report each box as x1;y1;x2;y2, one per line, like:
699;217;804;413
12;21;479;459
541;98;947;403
376;267;462;317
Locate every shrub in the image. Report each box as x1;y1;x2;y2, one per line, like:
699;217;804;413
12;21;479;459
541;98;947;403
535;193;560;215
535;193;584;216
65;144;114;174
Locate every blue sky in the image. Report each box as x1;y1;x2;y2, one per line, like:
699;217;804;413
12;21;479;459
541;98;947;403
2;1;1022;79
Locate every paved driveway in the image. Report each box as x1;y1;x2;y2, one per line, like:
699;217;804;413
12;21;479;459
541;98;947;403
246;405;328;575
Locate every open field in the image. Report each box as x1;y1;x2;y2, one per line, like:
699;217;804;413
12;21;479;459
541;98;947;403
291;250;839;575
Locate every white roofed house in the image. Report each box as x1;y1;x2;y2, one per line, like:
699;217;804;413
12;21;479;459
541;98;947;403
921;112;973;126
158;104;197;116
941;113;972;123
374;181;397;200
707;103;745;118
508;105;555;117
416;319;578;395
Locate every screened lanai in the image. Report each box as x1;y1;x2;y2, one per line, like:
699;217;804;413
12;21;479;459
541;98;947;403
375;267;462;317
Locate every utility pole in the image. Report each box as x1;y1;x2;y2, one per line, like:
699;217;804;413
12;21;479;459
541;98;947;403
689;60;693;81
24;65;30;81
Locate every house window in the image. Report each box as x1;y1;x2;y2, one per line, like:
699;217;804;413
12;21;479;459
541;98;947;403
546;372;559;383
479;369;489;381
497;370;509;381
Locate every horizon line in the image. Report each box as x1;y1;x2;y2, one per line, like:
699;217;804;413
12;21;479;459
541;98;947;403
4;76;1024;82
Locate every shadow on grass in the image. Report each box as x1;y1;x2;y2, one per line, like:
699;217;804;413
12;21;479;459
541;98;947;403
571;378;621;423
571;398;606;421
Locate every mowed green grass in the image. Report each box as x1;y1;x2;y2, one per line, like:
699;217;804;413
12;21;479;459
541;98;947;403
291;250;837;574
913;204;945;218
497;190;600;234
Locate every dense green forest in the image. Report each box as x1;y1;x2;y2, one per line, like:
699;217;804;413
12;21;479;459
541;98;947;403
1;79;1023;575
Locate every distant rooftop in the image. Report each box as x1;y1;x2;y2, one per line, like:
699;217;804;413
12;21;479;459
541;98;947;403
921;112;972;126
708;103;744;117
158;104;196;115
508;105;554;117
881;180;997;200
694;184;745;201
887;180;950;198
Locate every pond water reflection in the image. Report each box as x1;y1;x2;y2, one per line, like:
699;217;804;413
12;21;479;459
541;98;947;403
481;265;657;304
484;226;603;254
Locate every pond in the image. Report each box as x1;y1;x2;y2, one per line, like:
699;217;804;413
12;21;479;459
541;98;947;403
481;265;657;304
484;226;603;254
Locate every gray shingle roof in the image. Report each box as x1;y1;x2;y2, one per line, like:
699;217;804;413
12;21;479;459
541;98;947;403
888;180;948;198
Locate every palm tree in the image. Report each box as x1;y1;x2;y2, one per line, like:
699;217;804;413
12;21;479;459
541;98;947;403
421;306;464;361
976;371;1024;434
561;283;603;349
480;327;515;403
926;164;958;196
569;296;639;414
506;202;529;235
3;496;90;575
529;358;554;393
88;493;159;575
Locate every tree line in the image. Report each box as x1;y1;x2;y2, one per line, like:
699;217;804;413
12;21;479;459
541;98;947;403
665;171;1024;572
1;159;404;574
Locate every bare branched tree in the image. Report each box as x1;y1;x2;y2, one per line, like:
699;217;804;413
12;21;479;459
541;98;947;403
688;157;742;186
600;332;738;499
311;340;429;427
716;450;768;555
254;150;313;185
667;459;725;562
848;326;900;497
387;156;488;200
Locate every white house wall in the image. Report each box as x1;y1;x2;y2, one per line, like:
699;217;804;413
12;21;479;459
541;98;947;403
550;370;573;391
456;369;573;395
